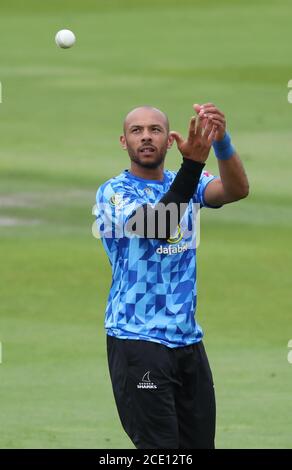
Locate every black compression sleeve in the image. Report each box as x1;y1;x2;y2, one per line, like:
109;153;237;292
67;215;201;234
160;158;205;204
126;159;205;239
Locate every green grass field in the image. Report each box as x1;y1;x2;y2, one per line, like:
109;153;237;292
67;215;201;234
1;0;292;449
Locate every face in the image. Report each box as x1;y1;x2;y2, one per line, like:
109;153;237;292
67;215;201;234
120;108;173;169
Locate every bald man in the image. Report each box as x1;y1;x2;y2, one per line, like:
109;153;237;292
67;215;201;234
95;104;249;449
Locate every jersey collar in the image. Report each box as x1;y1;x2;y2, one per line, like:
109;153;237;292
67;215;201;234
124;169;167;185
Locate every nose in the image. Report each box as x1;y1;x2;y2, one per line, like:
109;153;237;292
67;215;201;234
141;131;152;142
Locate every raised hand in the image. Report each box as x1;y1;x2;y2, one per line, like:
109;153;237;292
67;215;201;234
193;103;226;141
170;114;217;163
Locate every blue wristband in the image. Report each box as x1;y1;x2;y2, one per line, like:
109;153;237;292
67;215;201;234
212;132;235;160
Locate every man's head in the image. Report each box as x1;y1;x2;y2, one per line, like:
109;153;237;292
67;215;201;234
120;106;173;170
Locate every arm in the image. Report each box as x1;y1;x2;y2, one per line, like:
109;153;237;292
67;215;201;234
126;115;217;239
204;151;249;206
193;103;249;207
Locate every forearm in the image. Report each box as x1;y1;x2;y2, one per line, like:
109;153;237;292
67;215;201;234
212;131;249;203
217;151;249;201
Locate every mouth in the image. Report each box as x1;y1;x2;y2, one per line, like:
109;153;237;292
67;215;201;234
139;146;156;155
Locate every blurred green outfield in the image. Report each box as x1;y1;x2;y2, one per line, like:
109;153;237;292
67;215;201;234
0;0;292;449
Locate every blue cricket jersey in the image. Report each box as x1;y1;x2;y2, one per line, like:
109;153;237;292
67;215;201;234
95;168;219;348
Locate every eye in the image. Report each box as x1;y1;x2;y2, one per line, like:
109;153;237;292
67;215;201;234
152;127;161;133
131;128;140;133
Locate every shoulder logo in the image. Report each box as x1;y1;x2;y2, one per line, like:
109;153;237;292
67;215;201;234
143;187;153;194
109;193;127;208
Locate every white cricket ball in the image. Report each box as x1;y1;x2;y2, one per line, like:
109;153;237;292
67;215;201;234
55;29;76;49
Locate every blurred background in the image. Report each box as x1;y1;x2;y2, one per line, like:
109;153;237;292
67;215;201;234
0;0;291;449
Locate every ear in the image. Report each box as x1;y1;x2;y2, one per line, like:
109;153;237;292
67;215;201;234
120;135;127;150
167;133;174;149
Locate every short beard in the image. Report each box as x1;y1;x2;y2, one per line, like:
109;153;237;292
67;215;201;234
129;152;165;169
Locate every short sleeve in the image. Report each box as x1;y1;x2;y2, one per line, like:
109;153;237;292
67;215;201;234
194;170;221;209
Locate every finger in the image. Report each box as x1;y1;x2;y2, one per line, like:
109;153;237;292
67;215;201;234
200;116;209;129
203;117;225;127
192;103;201;114
207;125;217;143
199;106;225;118
199;111;226;124
202;117;214;139
194;115;203;135
199;113;225;125
194;115;208;134
200;111;225;122
169;130;184;147
187;116;197;141
200;106;224;116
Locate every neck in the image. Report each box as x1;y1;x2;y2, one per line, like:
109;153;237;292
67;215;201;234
130;162;164;181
